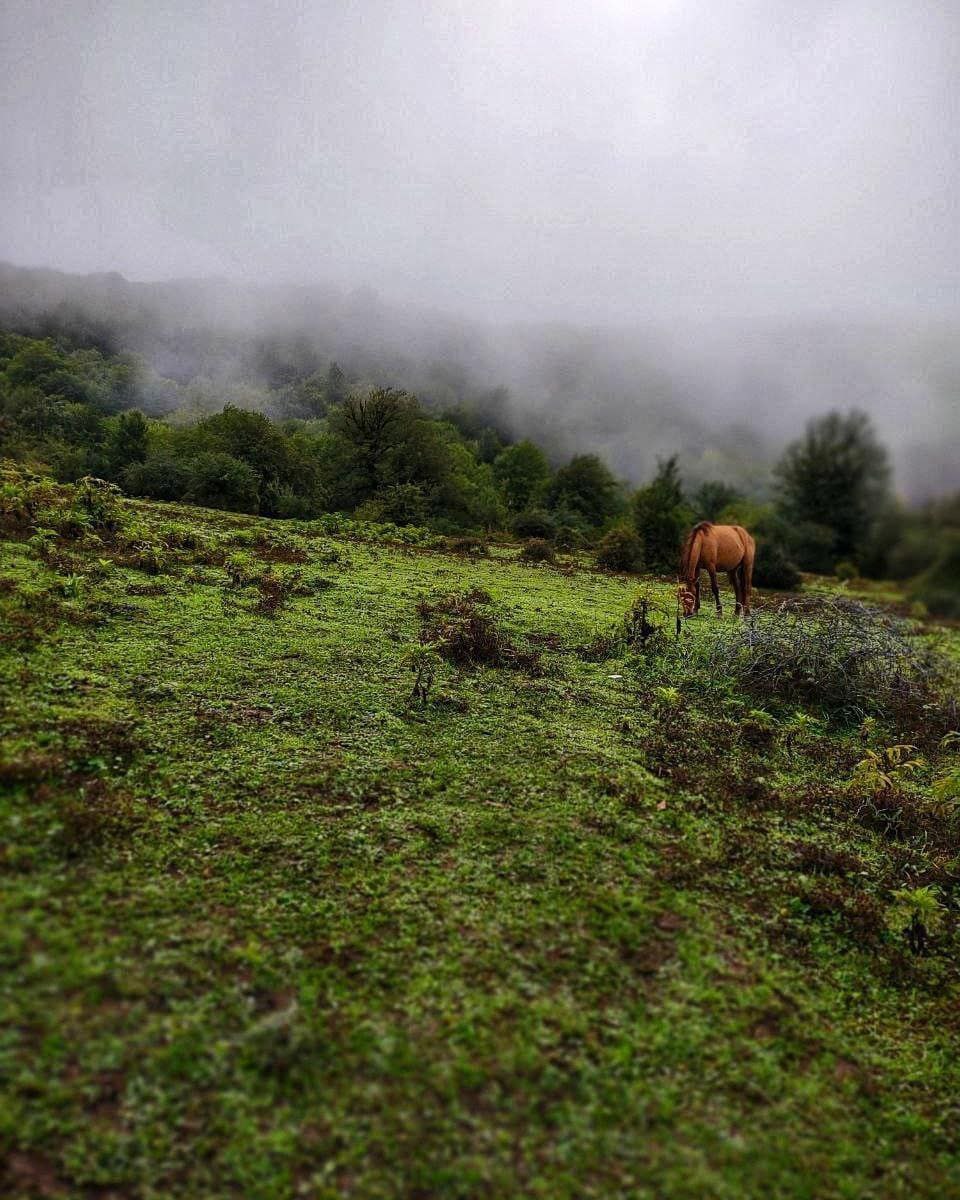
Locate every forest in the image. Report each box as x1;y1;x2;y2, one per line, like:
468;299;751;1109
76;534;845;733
1;322;958;616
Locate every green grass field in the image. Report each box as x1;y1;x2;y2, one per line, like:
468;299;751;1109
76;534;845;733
2;483;959;1198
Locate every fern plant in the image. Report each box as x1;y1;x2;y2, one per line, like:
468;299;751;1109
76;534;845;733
885;886;944;954
847;745;922;796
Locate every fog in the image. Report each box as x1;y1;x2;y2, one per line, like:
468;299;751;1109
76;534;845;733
1;1;958;495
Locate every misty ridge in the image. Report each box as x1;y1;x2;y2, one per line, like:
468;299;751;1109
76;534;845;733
1;260;957;503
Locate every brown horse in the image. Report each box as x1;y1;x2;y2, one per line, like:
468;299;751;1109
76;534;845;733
678;522;755;617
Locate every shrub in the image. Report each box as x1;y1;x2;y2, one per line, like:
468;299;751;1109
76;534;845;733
158;524;204;552
667;597;952;722
909;533;960;619
263;484;320;520
554;525;583;551
124;456;192;502
75;476;123;531
595;526;643;572
511;509;556;540
753;541;801;590
519;538;556;564
418;590;504;667
186;452;260;514
447;535;489;558
835;560;858;582
123;543;167;575
372;483;429;527
225;553;258;588
402;644;442;706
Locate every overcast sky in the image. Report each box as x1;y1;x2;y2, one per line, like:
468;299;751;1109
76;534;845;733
1;1;958;324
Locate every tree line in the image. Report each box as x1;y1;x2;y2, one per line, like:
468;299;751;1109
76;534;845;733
1;330;957;613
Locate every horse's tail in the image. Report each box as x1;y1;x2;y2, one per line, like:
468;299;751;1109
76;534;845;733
679;521;711;580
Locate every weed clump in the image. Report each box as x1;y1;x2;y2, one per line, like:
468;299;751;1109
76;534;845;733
416;589;541;672
575;594;666;661
254;569;304;616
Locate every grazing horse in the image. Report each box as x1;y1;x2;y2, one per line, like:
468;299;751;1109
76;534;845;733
678;522;755;618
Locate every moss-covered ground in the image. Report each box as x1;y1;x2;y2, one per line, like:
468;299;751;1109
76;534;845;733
2;487;959;1198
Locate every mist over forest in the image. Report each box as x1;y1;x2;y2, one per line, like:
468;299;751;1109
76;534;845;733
2;261;957;503
2;2;959;503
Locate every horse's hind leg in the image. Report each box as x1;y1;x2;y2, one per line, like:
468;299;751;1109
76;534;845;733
728;569;743;617
742;549;754;615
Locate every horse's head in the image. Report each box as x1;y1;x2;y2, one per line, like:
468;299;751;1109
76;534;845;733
677;582;697;617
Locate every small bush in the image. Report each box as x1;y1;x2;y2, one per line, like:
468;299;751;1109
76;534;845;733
909;533;960;619
158;524;204;552
447;536;489;558
754;541;801;590
117;542;168;574
885;886;944;954
554;525;583;551
511;510;556;540
519;538;556;564
664;597;953;723
835;560;858;582
124;456;192;502
186;452;260;514
595;526;643;572
75;476;124;531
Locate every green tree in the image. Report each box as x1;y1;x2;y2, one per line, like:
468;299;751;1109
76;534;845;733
693;479;741;520
186;452;260;513
493;440;551;512
324;361;348;409
327;388;455;510
774;410;891;567
106;410;149;476
547;454;624;528
187;406;292;487
632;456;693;572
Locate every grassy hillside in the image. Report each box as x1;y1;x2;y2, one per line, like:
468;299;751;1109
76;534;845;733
2;471;960;1198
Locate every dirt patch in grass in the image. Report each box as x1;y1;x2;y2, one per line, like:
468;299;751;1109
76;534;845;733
3;1151;69;1199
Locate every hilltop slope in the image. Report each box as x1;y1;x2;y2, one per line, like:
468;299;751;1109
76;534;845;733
2;481;959;1198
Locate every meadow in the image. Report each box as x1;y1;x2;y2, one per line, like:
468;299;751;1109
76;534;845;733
2;470;960;1198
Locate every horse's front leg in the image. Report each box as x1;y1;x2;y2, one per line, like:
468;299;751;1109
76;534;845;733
708;568;722;616
694;575;701;614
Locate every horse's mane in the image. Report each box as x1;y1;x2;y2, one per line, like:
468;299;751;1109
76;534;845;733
679;521;713;578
